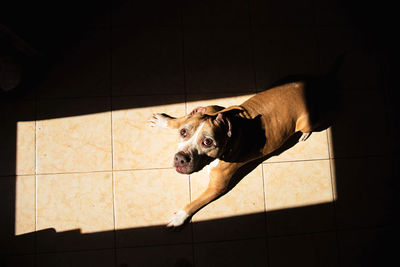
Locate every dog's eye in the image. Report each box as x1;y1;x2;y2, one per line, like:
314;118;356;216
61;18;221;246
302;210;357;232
180;128;188;137
202;138;213;147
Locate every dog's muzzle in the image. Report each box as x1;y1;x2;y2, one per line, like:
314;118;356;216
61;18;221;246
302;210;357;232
174;152;191;174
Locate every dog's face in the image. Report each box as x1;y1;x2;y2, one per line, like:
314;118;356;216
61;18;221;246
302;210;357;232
173;107;232;174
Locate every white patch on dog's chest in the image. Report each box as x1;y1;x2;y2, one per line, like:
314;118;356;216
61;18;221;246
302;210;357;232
207;158;220;175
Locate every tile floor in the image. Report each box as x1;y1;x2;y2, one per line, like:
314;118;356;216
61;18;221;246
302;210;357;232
0;1;396;266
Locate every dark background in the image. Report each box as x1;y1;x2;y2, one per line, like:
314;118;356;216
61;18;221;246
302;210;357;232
1;0;397;266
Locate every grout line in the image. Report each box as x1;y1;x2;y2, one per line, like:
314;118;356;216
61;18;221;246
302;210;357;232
35;94;112;102
247;0;258;93
34;95;38;266
29;167;175;177
34;91;259;103
266;229;339;239
326;129;341;267
260;163;271;267
261;154;390;165
181;17;188;116
111;100;117;256
1;154;387;179
262;158;331;164
33;247;117;256
110;11;118;266
180;6;195;265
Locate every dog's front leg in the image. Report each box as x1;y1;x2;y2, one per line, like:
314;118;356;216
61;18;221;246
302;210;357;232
149;113;186;129
167;161;243;228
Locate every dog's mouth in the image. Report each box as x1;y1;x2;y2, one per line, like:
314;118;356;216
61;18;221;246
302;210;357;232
175;165;186;174
174;162;196;174
174;161;210;175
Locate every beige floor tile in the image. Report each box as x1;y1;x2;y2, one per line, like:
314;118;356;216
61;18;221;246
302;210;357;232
112;95;185;170
0;100;35;176
192;165;265;221
264;130;329;163
112;27;184;96
334;157;393;229
254;27;318;89
36;172;114;252
37;30;111;98
264;160;333;211
268;232;338;267
3;254;35;267
264;160;335;235
194;238;267;267
14;176;36;236
114;169;191;246
0;176;35;254
185;27;255;94
191;165;265;242
36;97;112;174
328;90;389;158
36;249;115;267
337;227;392;267
15;120;36;175
117;244;193;267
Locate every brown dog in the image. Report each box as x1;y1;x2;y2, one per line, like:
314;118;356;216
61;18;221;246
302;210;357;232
150;80;325;227
149;55;343;227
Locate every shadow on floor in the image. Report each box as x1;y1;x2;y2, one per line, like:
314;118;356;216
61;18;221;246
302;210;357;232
1;1;397;266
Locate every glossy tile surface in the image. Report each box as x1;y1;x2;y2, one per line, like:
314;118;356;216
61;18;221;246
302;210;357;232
264;160;335;236
14;176;36;236
264;160;333;211
0;176;35;254
36;97;112;174
112;95;185;170
264;130;329;163
37;172;114;233
36;172;114;252
0;100;35;176
191;166;265;222
191;165;266;241
114;168;191;246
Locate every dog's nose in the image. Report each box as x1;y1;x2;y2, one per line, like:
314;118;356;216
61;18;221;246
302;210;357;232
174;152;191;166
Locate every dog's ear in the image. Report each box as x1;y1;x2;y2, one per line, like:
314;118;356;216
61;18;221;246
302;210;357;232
215;113;232;137
189;106;206;115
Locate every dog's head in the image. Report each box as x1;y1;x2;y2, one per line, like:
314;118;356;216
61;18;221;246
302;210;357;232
173;105;243;174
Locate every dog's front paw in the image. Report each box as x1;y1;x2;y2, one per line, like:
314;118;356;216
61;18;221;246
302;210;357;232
167;210;189;228
299;132;311;142
149;113;169;128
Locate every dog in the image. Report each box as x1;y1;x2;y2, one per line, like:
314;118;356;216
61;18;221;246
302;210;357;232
149;57;343;228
